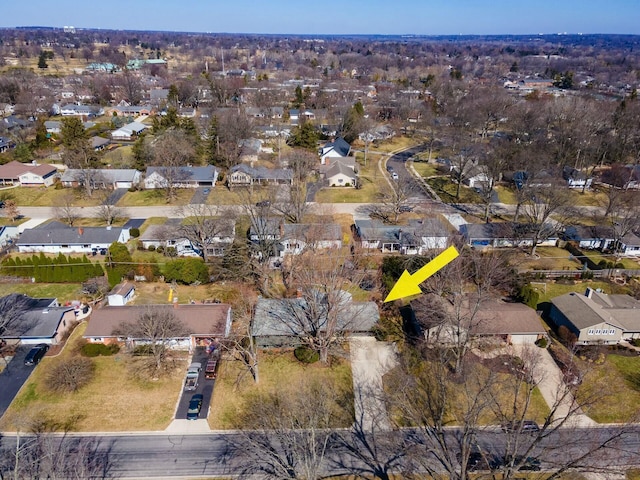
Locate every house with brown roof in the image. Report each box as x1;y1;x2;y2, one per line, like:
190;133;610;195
83;303;232;351
420;297;547;345
0;161;58;187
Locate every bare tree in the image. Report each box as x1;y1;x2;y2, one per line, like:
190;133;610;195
228;377;349;479
150;129;196;201
94;192;123;226
369;178;421;225
52;193;80;227
605;190;640;260
175;203;236;261
3;199;20;222
113;306;188;372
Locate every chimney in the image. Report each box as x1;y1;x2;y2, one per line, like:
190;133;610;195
78;227;84;236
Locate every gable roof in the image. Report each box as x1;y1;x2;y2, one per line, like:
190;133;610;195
146;165;217;182
17;225;126;246
325;160;357;180
281;223;342;242
321;137;351;157
84;304;231;338
550;289;640;331
253;294;379;337
61;169;141;184
230;163;293;181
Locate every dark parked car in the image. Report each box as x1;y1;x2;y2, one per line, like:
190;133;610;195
489;455;541;471
24;343;49;366
186;394;204;420
501;419;540;433
202;188;210;194
399;205;413;213
255;200;271;208
386;165;394;172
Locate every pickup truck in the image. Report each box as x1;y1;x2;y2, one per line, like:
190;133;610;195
184;362;201;391
204;357;218;379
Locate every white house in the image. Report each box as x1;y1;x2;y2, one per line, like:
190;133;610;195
17;164;58;187
319;137;351;165
111;122;148;141
16;223;130;254
279;223;343;256
107;282;136;306
324;161;358;187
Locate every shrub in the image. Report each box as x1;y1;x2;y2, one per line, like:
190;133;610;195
148;245;156;252
535;337;548;348
44;357;95;393
81;342;120;357
156;245;164;254
133;345;154;356
129;227;140;238
294;346;319;364
630;338;640;347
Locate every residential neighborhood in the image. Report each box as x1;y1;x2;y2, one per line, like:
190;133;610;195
0;22;640;480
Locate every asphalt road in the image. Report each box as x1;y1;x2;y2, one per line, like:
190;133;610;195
0;345;37;416
0;426;638;478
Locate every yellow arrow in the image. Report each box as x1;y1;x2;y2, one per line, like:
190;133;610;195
384;246;459;302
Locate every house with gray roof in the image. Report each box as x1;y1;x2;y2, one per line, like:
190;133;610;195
60;104;104;117
252;292;379;347
279;223;342;256
228;164;293;188
16;223;130;254
61;168;141;190
324;160;358;187
354;218;453;254
111;121;148;141
144;165;218;189
319;137;351;165
460;222;559;249
0;293;76;346
549;287;640;345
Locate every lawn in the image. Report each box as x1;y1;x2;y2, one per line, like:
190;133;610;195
411;161;440;178
514;246;583;271
314;157;384;203
1;186;102;207
117;188;193;206
208;348;354;429
581;250;640;270
494;185;518;204
425;177;483;203
127;281;254;309
102;145;134;167
0;323;185;432
576;352;640;423
0;283;83;303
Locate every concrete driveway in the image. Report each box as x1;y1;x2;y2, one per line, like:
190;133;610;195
349;336;397;431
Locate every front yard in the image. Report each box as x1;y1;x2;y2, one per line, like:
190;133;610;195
0;323;185;432
208;348;354;429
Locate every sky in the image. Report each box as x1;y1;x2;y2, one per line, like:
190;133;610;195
2;0;639;36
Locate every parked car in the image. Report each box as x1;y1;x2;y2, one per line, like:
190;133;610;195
391;172;399;180
186;393;204;420
24;343;49;366
202;188;210;194
256;200;271;208
386;165;394;172
184;362;202;391
489;455;541;471
399;205;413;213
501;419;540;433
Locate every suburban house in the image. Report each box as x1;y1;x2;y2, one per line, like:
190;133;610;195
319;137;351;165
562;166;593;189
252;291;379;347
60;104;104;117
460;222;559;249
107;282;136;306
463;165;491;189
419;297;547;345
227;164;293;188
111;121;148;141
144;166;218;189
324;161;358;187
249;217;283;243
549;288;640;345
108;105;153;117
562;225;616;251
353;218;452;254
0;225;20;247
83;303;232;352
279;223;343;256
0;161;58;187
139;219;235;257
0;294;76;346
289;108;315;124
61;169;142;190
91;136;111;151
0;136;12;154
16;223;130;254
45;120;95;134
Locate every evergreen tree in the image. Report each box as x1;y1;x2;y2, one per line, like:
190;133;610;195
287;122;320;151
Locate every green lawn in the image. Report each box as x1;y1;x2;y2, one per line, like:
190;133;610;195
0;283;82;303
425;177;483;203
315;156;384;203
581;250;640;270
532;280;619;305
117;188;193;206
494;185;518;204
411;162;440;178
0;186;102;207
101;145;134;167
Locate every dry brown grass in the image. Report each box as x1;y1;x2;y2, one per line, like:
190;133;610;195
208;348;354;429
129;281;255;309
0;323;186;432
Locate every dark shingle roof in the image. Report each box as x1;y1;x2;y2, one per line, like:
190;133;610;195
17;226;125;246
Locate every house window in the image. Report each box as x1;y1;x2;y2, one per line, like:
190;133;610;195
595;329;601;335
61;244;69;248
609;329;616;335
588;329;594;335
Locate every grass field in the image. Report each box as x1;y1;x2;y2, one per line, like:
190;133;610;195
426;177;484;203
314;156;384;203
117;188;193;206
1;186;103;207
208;348;354;429
0;323;185;432
411;161;440;178
514;246;583;271
0;282;83;303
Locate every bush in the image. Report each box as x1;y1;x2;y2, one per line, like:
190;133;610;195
44;357;95;393
133;345;154;356
294;346;319;364
129;227;140;238
630;338;640;347
148;245;156;252
81;342;120;357
535;337;548;348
